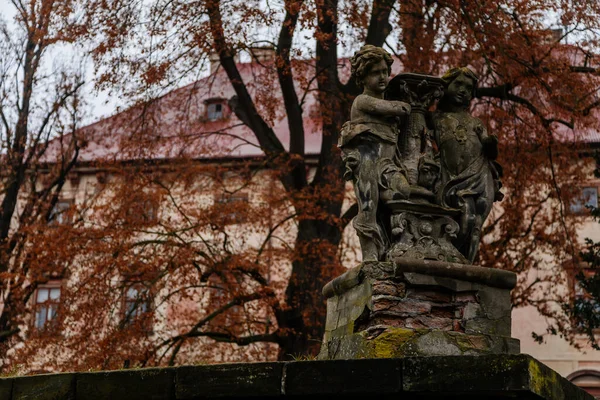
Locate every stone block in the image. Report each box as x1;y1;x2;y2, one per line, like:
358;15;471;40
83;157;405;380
175;363;283;399
372;281;405;297
0;379;12;400
402;354;591;399
367;316;408;329
325;296;338;314
361;261;395;280
488;336;521;354
283;359;402;395
478;286;512;320
465;315;511;336
403;273;480;292
454;332;491;352
330;323;353;338
372;297;431;316
318;332;373;360
454;292;478;302
405;316;453;330
414;331;463;356
452;319;463;332
368;328;421;358
406;288;452;303
429;305;454;319
462;302;482;320
12;373;74;400
324;306;339;331
403;355;528;392
335;281;371;313
321;326;517;359
76;368;174;400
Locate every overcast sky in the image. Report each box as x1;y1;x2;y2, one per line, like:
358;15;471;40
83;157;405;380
0;1;127;127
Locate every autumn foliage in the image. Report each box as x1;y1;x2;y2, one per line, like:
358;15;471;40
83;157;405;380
2;0;600;372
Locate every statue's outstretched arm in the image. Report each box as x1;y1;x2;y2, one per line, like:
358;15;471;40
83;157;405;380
355;95;411;117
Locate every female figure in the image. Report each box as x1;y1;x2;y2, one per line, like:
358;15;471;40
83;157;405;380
339;45;411;261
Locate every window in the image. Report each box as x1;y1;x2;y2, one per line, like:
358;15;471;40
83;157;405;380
207;276;244;331
569;266;600;334
49;200;72;224
567;370;600;398
207;102;224;121
126;198;158;225
570;187;598;214
33;282;61;332
215;192;249;224
122;283;152;330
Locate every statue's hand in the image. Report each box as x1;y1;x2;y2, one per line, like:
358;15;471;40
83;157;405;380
393;101;411;116
482;135;498;160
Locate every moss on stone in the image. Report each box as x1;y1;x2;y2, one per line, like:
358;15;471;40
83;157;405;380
368;328;422;358
529;359;565;399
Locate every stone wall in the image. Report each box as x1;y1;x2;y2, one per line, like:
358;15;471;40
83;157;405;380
0;355;594;399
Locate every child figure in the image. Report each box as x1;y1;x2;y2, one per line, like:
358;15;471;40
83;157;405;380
432;67;503;263
339;45;411;261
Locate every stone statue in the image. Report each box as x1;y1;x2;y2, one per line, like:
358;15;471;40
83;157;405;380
338;45;411;261
320;53;516;362
339;46;503;265
432;67;503;263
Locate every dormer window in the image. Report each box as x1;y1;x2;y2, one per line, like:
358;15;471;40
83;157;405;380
207;103;223;121
205;98;227;121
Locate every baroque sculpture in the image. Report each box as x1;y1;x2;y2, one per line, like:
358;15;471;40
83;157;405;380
339;47;503;265
320;46;519;360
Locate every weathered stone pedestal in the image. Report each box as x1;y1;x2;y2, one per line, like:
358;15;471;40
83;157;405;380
319;258;520;360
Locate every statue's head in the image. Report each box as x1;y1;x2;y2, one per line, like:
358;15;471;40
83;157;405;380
440;67;478;109
351;45;393;93
417;154;440;191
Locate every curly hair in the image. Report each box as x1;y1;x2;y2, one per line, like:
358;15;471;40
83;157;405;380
441;67;479;97
351;45;393;87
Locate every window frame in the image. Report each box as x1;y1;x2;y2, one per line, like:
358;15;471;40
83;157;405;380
125;197;159;225
49;199;73;225
569;186;598;215
204;98;227;121
207;275;244;329
120;281;154;332
215;192;249;225
567;264;600;335
567;370;600;398
32;280;62;334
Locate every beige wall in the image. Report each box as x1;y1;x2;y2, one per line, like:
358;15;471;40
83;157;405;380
512;176;600;393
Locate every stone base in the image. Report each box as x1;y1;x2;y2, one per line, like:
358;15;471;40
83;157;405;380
319;327;520;360
320;259;519;359
2;355;594;399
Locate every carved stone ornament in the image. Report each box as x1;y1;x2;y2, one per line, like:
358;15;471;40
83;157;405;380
339;47;503;265
386;201;467;264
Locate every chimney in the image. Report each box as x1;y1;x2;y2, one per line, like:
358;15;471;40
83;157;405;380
541;28;563;44
250;46;276;64
209;52;220;75
209;52;241;74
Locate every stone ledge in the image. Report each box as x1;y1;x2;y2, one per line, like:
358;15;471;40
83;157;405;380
323;260;516;299
0;355;593;399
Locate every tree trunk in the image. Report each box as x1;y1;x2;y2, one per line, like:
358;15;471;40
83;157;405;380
277;218;344;360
